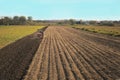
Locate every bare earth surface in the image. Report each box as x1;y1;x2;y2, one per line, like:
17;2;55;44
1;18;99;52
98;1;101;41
24;26;120;80
0;28;46;80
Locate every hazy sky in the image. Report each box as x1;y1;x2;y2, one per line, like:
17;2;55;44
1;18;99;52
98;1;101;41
0;0;119;20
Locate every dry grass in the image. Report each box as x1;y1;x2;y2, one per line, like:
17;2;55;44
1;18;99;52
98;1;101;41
72;25;120;36
0;26;44;48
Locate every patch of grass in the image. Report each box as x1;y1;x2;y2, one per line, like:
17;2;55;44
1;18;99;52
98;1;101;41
0;26;44;48
72;25;120;36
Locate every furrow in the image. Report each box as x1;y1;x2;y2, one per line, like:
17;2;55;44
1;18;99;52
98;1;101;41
38;28;51;80
57;27;104;80
48;28;58;80
55;29;76;80
56;28;85;80
53;28;67;80
24;30;48;80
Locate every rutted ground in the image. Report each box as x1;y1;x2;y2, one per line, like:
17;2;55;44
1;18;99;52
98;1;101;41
25;27;120;80
24;26;120;80
0;27;47;80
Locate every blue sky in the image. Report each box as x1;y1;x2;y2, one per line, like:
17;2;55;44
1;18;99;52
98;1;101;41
0;0;120;20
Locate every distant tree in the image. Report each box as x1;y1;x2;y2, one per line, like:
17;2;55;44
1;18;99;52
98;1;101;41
89;20;97;25
63;20;69;24
13;16;19;25
3;17;12;25
99;21;114;26
76;21;80;24
0;16;34;25
0;18;4;25
69;19;75;25
75;20;82;24
57;22;62;25
28;16;32;21
19;16;26;25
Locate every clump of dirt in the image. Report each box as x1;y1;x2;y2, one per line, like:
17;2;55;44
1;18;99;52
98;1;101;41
0;27;47;80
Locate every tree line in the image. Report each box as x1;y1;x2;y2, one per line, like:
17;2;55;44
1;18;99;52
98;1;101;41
0;16;120;26
0;16;32;25
57;19;120;26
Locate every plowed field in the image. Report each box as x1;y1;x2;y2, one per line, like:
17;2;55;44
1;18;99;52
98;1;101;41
0;27;47;80
24;26;120;80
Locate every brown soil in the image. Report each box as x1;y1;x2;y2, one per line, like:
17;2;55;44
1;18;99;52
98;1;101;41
0;27;47;80
24;26;120;80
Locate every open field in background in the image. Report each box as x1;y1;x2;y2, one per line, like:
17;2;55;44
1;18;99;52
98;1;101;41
0;26;44;48
72;25;120;37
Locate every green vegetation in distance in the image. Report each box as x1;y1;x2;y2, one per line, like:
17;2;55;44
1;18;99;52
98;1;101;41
0;26;44;48
72;25;120;37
